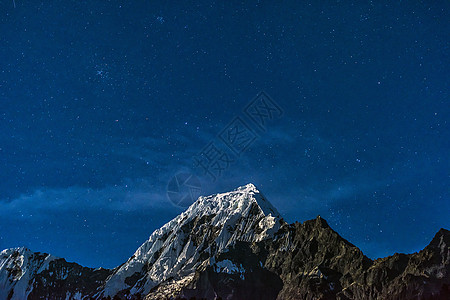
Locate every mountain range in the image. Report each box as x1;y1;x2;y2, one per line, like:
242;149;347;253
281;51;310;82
1;183;449;299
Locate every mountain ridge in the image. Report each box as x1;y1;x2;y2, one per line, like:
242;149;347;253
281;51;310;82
1;183;448;299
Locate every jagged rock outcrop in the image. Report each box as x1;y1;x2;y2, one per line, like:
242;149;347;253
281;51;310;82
265;216;373;300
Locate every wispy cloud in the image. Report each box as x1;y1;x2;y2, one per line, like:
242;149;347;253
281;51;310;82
0;177;177;221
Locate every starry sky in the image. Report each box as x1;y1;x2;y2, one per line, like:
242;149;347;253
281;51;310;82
0;1;449;268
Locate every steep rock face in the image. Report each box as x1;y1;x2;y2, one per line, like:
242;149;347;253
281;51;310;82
28;258;112;299
178;216;372;300
340;228;450;300
0;247;56;300
178;241;283;300
0;247;111;300
176;218;450;300
99;183;282;298
265;216;373;300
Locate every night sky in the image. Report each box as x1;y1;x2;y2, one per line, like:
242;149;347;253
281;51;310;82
1;1;449;269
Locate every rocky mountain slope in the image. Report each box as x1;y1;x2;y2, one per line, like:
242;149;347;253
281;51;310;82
0;247;111;300
1;184;448;299
179;216;449;300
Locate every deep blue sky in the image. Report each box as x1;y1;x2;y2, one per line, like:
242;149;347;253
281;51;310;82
0;1;448;268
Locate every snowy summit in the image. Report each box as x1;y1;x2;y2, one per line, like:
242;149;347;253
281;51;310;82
100;183;282;297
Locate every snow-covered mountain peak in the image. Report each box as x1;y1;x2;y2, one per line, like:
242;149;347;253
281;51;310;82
236;182;258;192
182;183;280;220
0;247;57;300
101;183;282;297
1;247;30;256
